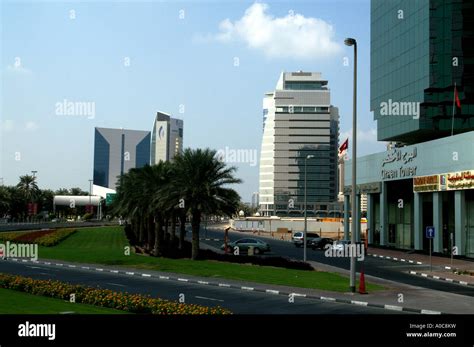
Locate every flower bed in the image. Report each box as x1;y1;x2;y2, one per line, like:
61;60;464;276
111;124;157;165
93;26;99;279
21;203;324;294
0;232;23;242
34;228;77;246
0;228;76;247
0;273;232;315
13;229;56;243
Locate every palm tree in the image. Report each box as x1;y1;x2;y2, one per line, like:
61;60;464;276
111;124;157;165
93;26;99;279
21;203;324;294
170;148;241;260
17;175;39;202
0;186;11;218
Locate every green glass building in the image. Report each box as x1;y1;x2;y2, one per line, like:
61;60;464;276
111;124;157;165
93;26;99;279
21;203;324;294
371;0;474;144
343;0;474;258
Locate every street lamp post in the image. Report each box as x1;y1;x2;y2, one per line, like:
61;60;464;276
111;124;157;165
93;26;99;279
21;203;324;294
304;154;315;262
345;37;357;293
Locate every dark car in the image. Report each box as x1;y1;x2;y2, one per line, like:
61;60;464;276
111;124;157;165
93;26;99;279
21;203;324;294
309;237;334;250
291;232;321;247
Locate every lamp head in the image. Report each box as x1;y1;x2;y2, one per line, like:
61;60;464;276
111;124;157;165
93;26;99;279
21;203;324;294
344;38;356;46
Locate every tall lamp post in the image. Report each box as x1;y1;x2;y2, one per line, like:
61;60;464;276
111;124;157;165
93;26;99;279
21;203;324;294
304;154;315;262
345;37;357;293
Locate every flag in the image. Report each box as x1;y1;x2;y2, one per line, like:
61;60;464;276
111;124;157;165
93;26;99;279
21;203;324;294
339;138;349;155
454;85;461;108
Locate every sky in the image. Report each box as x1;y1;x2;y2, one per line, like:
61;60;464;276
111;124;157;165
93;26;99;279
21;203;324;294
0;0;386;202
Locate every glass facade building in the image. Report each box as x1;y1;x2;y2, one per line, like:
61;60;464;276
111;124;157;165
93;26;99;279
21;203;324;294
259;72;339;217
371;0;474;144
151;111;184;164
342;0;474;258
93;127;150;190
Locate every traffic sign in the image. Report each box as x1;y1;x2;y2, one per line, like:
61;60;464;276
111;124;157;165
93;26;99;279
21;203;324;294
425;226;435;239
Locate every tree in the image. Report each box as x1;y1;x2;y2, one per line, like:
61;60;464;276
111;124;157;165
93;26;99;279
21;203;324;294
171;148;241;260
16;175;39;202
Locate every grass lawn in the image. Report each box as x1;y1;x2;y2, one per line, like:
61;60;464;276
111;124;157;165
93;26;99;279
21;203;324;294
0;288;129;314
37;226;384;292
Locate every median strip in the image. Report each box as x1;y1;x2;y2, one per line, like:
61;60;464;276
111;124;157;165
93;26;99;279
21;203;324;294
3;257;452;314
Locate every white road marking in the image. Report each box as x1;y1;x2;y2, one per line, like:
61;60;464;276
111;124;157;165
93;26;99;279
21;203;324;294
218;283;230;287
241;286;254;291
421;309;441;315
68;265;76;268
446;278;454;282
177;278;188;282
198;281;209;285
110;270;119;273
320;296;336;301
96;268;104;272
384;305;403;311
125;272;135;275
460;281;468;285
27;266;43;270
159;276;169;280
81;267;90;270
107;283;127;287
141;274;151;277
195;296;224;302
351;300;368;306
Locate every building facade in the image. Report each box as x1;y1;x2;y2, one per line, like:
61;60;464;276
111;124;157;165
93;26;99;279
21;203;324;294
371;0;474;144
93;127;150;192
343;0;474;258
259;72;340;217
151;111;183;164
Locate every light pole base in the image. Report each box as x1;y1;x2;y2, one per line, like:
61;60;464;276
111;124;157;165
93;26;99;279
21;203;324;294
350;286;356;293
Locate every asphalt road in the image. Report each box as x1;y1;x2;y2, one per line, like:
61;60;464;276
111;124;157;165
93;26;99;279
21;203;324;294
200;227;474;297
0;260;400;314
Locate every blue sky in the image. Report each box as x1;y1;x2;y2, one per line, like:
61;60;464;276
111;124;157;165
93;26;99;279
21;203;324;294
0;0;385;202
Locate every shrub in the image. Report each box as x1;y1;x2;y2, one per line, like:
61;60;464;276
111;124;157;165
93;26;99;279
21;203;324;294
82;213;93;221
0;273;232;315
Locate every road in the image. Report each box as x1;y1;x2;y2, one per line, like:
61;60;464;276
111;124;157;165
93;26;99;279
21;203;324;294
199;227;474;297
0;260;401;314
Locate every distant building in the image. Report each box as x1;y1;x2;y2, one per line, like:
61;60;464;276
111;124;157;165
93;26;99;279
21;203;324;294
259;71;340;217
93;127;150;195
151;111;183;164
251;192;259;208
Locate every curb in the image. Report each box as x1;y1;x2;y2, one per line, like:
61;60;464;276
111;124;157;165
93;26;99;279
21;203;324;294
4;257;444;315
408;270;474;287
369;253;423;265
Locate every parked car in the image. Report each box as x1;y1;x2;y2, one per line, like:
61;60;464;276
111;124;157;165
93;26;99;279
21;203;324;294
292;232;320;247
220;238;271;255
327;239;351;251
309;237;335;250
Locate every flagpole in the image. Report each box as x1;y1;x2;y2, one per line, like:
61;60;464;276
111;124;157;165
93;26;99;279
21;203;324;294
451;82;456;136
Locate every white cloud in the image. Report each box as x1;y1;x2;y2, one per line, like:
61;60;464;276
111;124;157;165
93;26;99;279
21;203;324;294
25;121;38;131
212;2;342;60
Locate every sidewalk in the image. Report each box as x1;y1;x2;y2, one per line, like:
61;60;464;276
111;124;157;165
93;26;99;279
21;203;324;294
367;246;474;285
